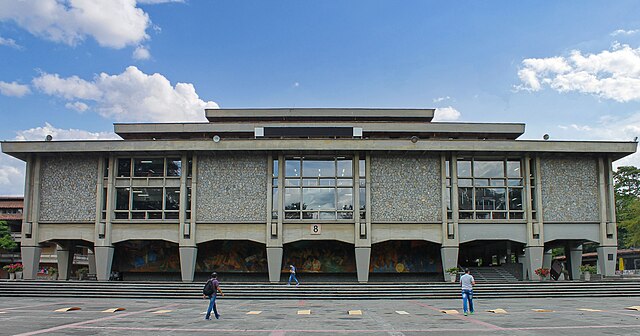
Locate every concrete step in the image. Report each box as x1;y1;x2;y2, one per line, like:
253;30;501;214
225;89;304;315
2;280;640;299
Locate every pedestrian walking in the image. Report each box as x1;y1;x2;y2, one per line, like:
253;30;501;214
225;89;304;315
202;272;224;320
460;268;475;316
288;264;300;287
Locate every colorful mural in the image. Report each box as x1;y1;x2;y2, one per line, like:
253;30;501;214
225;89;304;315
370;241;441;273
284;241;356;273
196;241;268;273
114;240;180;272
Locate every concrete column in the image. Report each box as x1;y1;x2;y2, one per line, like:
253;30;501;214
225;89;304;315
440;246;459;282
518;254;528;280
179;246;198;282
355;247;371;283
569;244;582;280
524;246;543;280
267;247;283;283
56;246;74;280
94;246;114;281
543;249;552;270
20;246;41;280
597;245;617;277
88;251;97;275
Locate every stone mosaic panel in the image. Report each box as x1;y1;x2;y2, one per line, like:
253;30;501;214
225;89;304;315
39;155;99;222
196;153;268;222
370;154;441;222
540;157;600;222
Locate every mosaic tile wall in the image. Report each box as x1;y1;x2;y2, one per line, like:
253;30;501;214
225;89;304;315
196;153;268;222
39;155;99;222
540;157;600;222
370;154;442;222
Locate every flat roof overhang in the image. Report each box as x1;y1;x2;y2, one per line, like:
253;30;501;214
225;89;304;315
2;139;636;161
114;122;525;140
204;108;435;122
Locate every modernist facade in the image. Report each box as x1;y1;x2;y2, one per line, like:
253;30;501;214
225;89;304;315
1;108;636;282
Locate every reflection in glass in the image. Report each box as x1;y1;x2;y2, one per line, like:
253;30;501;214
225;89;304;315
116;188;129;210
509;188;523;210
459;187;473;210
507;161;521;177
284;188;301;210
303;159;335;177
303;188;336;210
165;187;180;210
273;159;279;177
134;158;164;177
475;188;506;211
474;161;504;178
132;187;163;210
359;188;366;210
166;158;181;176
359;159;365;177
337;158;352;177
337;189;353;211
117;158;131;177
285;159;300;177
457;160;471;177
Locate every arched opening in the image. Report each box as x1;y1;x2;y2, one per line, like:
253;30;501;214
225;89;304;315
283;240;356;282
459;240;524;281
195;240;268;282
112;240;180;281
369;240;442;282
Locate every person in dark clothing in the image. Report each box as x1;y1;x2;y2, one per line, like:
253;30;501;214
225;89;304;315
203;272;224;320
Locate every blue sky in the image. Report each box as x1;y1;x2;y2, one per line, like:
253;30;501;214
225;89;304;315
2;1;640;195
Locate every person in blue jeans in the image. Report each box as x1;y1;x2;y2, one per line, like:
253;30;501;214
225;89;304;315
460;268;475;316
203;272;224;320
288;264;300;287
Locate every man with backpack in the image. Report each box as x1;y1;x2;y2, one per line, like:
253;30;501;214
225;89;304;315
203;272;224;320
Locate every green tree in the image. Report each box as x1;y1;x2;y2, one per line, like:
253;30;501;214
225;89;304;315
0;221;17;251
614;166;640;248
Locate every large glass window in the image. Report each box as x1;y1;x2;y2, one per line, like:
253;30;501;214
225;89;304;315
116;158;188;178
278;156;359;220
115;187;181;220
456;158;524;220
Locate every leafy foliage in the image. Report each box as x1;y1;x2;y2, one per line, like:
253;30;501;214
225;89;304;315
614;166;640;248
0;221;17;252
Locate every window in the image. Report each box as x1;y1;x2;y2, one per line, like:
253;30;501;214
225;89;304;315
116;158;188;178
277;156;360;220
456;158;524;220
114;187;181;220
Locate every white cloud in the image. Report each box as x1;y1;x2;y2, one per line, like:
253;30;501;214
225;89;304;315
0;81;31;97
13;122;120;141
138;0;184;3
611;29;640;36
133;45;151;60
65;101;89;112
557;124;592;132
33;66;218;122
432;106;461;122
516;44;640;102
0;35;21;49
0;0;151;49
0;123;120;196
433;96;451;103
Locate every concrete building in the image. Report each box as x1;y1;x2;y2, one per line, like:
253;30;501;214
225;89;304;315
1;108;636;282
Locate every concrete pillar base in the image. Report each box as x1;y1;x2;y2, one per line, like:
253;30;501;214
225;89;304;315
88;251;97;275
440;246;459;282
569;244;583;280
524;246;543;280
20;246;42;280
267;247;283;283
543;249;553;270
56;246;74;281
597;245;617;277
179;246;198;282
355;247;371;283
94;246;114;281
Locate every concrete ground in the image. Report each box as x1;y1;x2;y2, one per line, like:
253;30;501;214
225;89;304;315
2;295;640;335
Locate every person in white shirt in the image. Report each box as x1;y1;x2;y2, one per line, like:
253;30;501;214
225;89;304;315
459;268;475;316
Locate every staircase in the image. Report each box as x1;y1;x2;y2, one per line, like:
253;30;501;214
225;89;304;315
468;267;519;282
2;280;640;300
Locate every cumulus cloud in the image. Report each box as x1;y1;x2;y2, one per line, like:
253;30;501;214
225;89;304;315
0;123;120;196
516;44;640;102
13;122;120;141
432;96;451;103
65;101;89;112
32;66;218;122
0;35;21;49
432;106;461;122
0;81;31;97
133;45;151;60
611;29;640;36
0;0;151;49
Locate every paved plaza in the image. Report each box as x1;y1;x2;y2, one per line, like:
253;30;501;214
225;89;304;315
2;295;640;335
